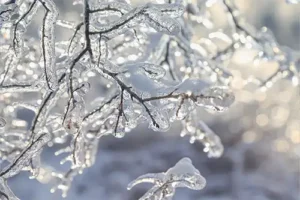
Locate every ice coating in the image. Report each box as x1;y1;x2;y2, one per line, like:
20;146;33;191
128;157;206;199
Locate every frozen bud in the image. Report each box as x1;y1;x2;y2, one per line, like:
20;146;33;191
198;121;224;158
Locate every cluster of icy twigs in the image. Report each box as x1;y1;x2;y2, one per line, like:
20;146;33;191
0;0;299;199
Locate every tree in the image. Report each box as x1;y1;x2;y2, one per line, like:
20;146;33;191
0;0;299;199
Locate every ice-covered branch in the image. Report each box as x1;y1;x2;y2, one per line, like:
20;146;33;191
0;0;296;199
128;158;206;200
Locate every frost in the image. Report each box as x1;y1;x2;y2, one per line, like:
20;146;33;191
128;157;206;200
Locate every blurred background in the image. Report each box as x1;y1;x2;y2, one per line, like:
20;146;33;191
6;0;300;200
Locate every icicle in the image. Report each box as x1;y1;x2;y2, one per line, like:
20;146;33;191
181;114;224;158
51;169;79;198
